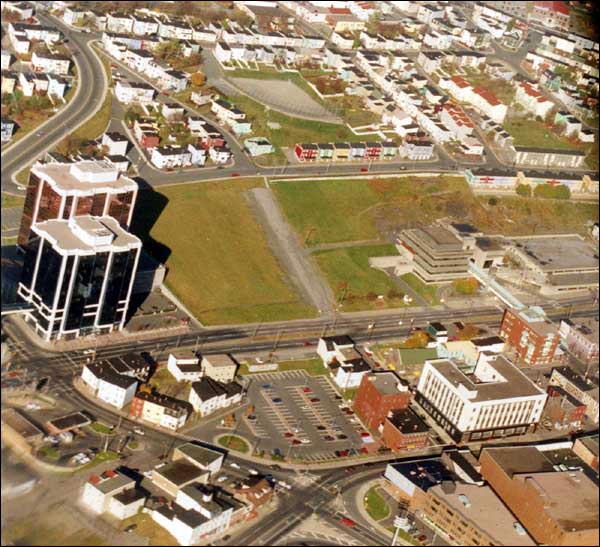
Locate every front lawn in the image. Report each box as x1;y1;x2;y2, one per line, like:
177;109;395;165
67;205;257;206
130;179;315;325
88;421;114;435
313;244;407;312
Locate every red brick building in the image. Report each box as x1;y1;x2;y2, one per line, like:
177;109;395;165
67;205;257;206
354;371;411;431
499;307;561;366
382;408;429;452
545;385;586;429
294;143;318;161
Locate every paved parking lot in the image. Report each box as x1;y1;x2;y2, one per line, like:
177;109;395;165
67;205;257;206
240;370;371;462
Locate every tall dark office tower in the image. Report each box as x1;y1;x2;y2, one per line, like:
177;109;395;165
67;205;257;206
18;216;142;341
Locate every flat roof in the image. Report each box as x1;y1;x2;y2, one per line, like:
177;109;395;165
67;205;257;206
425;355;545;402
387;408;428;433
429;483;535;545
33;216;141;254
202;354;237;368
511;235;598;272
32;160;137;194
482;446;556;478
154;461;207;486
366;371;407;395
175;442;224;468
47;411;91;431
388;458;455;492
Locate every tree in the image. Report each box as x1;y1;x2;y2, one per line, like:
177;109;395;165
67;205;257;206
156;39;182;62
124;108;140;126
544;107;558;126
402;330;429;349
190;72;206;87
506;18;516;32
488;196;498;206
516;183;532;197
553;184;571;200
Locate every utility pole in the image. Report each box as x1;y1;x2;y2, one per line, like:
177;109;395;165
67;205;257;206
273;329;282;352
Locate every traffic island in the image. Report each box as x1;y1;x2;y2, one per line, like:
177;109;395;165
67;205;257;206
364;485;391;522
217;434;250;453
127;439;144;451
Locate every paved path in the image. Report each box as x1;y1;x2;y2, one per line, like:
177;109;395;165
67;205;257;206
309;239;387;252
247;187;335;316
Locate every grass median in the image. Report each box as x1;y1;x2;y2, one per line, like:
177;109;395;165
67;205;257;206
365;486;391;521
217;435;250;453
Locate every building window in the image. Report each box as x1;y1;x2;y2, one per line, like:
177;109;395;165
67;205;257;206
33;240;63;307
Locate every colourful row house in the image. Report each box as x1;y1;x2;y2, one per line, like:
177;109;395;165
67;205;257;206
294;140;397;162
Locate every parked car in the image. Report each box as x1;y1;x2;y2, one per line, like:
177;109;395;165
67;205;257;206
310;398;320;403
272;397;283;404
284;432;294;438
324;435;335;441
299;438;311;445
337;434;348;440
292;439;301;445
248;468;259;475
340;517;355;527
229;462;240;469
302;387;312;393
216;475;229;483
133;426;145;436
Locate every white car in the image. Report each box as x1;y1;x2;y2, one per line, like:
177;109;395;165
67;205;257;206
132;426;145;436
229;462;240;469
216;475;229;483
248;468;259;475
299;439;311;445
278;480;291;490
82;349;95;355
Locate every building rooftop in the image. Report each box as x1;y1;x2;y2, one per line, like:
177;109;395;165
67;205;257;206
388;458;455;492
89;470;134;494
429;483;535;545
387;408;428;433
511;235;598;273
366;371;408;395
47;411;91;431
175;443;224;469
202;354;237;368
153;461;207;486
424;355;545;402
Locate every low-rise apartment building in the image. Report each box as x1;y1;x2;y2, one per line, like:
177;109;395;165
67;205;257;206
129;390;189;430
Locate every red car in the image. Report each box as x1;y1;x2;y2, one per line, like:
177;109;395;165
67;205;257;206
340;517;355;528
292;439;301;445
360;431;370;437
231;173;240;177
360;167;368;172
310;398;320;403
303;387;312;393
284;432;294;438
303;341;314;346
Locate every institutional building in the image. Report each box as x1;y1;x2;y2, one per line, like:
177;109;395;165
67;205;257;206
416;355;547;442
17;216;141;341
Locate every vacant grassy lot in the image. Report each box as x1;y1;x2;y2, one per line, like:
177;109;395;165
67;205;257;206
365;486;391;521
504;114;587;151
401;273;440;305
272;176;467;246
218;434;250;453
225;93;365;149
398;348;438;365
130;179;315;325
313;244;407;312
1;192;24;208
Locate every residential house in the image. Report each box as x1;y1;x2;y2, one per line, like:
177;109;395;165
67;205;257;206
81;469;144;519
167;351;203;382
31;51;70;75
1;50;12;70
115;80;156;103
244;137;274;156
129;390;189;430
131;14;159;36
188;143;207;166
515;82;555;119
559;318;599;363
200;355;238;383
151;146;192;169
294;143;318;162
81;361;138;409
188;377;243;417
400;135;434;161
101;132;129;156
208;145;231;164
333;142;351;160
1;117;15;141
106;13;133;34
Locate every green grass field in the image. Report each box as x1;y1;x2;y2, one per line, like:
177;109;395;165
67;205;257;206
503;115;587;151
365;486;391;521
88;422;114;435
217;435;250;453
239;358;326;376
401;273;440;305
1;193;24;209
130;179;315;325
313;244;407;312
271;176;468;246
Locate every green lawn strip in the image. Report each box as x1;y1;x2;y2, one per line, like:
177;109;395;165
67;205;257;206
400;273;440;305
79;450;120;471
39;445;60;461
271;176;468;246
365;486;391;521
238;358;326;376
387;527;420;545
120;512;177;546
1;193;24;208
398;348;438;365
341;387;359;401
88;421;114;435
313;244;407;312
130;179;316;325
217;434;250;453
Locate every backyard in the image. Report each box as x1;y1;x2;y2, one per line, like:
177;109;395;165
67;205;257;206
130;178;315;325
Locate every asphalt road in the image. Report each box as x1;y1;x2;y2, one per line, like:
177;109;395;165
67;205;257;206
0;12;107;193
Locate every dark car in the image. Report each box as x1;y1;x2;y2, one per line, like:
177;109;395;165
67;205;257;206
316;425;326;431
324;435;335;441
310;397;320;403
292;439;301;445
337;434;348;440
284;432;294;438
272;397;283;403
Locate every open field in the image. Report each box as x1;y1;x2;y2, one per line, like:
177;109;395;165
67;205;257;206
504;114;588;151
365;486;391;521
130;179;315;325
1;192;25;209
272;176;599;247
313;244;408;312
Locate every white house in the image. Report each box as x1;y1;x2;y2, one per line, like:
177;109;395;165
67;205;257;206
106;13;134;34
151;146;192;169
200;354;237;383
97;373;137;409
5;2;34;20
215;42;232;63
416;355;547;442
63;7;86;26
114;80;156;103
81;469;144;520
102;132;129;156
175;485;233;537
188;143;207;166
188;378;243;417
31;51;70;75
317;335;355;364
515;82;555;119
124;48;155;73
208;146;231;164
167;352;203;382
1;50;11;70
131;15;159;36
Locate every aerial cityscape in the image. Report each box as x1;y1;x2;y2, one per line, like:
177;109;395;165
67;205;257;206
0;1;598;546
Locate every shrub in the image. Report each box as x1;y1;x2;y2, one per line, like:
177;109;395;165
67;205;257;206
488;196;498;206
516;184;532;197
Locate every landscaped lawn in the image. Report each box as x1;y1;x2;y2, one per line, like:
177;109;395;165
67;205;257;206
1;192;24;209
313;244;407;312
217;435;250;453
80;450;120;471
365;486;391;521
130;179;315;325
503;115;587;151
272;176;468;246
88;421;114;435
398;348;438;365
401;273;440;305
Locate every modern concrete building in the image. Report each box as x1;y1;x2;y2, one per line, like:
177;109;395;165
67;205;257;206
479;445;599;546
18;216;141;341
507;235;599;294
416;355;547;442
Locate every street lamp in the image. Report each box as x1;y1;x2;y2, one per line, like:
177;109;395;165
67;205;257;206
367;323;375;342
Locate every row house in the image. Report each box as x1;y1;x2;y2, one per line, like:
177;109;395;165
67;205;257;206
515;81;555;119
188;377;243;417
89;9;107;31
188;143;207;166
331;30;354;49
114;79;156;103
31;51;70;75
18;71;67;98
102;132;129;156
133;118;160;149
416;2;445;25
63;7;87;26
196;123;225;150
1;117;15;141
158;20;193;41
417;51;444;74
1;50;11;70
4;1;34;20
129;390;189;431
150;146;192;169
459;27;492;50
81;362;138;409
106;12;134;34
8;31;30;54
440;76;507;124
423;30;454;50
9;23;61;43
440;102;474;140
192;28;217;43
215;42;231;63
131;14;159;36
82;470;144;520
451;51;486;69
1;71;17;95
208;145;231;164
124;48;154;73
400;134;435;160
210;99;251;135
559;319;599;364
